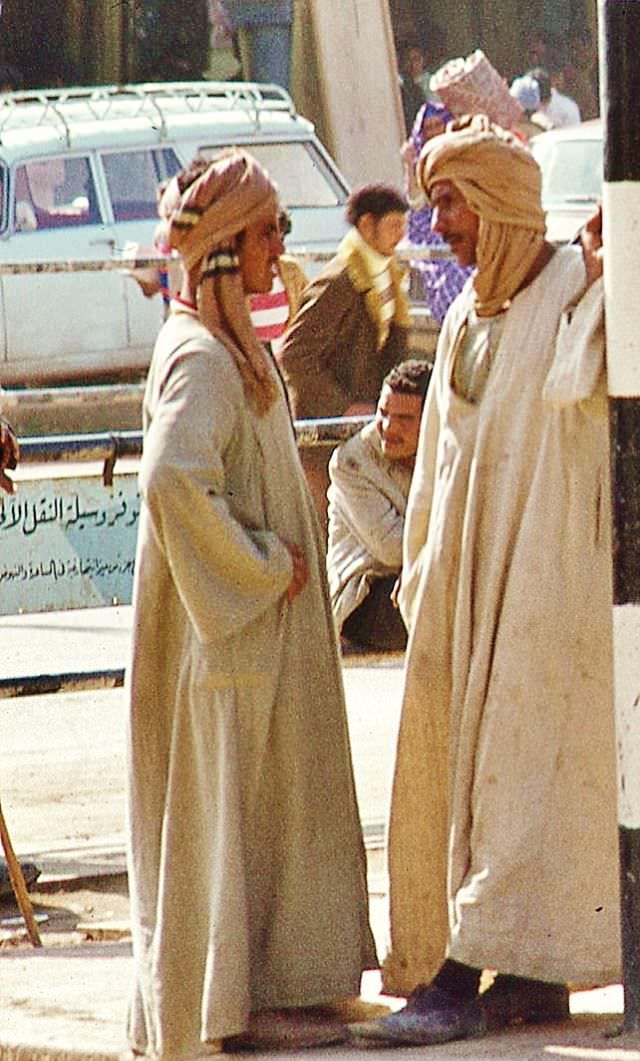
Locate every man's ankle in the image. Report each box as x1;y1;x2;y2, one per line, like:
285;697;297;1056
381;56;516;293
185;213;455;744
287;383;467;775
432;959;482;1000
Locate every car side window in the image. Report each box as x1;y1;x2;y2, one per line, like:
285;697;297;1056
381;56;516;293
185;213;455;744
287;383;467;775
14;157;100;231
101;148;182;222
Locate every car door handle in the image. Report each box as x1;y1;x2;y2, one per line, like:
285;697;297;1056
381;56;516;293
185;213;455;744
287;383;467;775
89;237;116;251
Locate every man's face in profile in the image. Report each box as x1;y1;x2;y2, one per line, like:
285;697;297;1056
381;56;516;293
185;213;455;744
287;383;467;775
359;210;408;258
430;180;479;267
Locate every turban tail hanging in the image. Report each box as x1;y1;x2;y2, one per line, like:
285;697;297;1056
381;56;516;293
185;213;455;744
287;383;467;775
163;150;279;415
418;114;547;317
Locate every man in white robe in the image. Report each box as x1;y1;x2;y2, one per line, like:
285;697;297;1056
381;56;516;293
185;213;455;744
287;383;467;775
125;150;377;1060
350;115;620;1047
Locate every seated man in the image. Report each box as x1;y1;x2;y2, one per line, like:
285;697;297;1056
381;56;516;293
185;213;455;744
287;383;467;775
327;359;432;652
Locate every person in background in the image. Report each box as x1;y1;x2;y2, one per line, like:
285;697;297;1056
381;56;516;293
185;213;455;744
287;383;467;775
543;53;581;127
525;67;555;131
398;41;431;133
277;183;410;532
349;116;619;1047
278;184;410;421
126;149;378;1059
563;25;599;121
401;101;472;324
509;74;552;141
125;164;209;313
327;359;432;653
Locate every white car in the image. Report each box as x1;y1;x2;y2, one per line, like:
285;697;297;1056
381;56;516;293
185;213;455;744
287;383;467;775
530;119;602;244
0;81;350;386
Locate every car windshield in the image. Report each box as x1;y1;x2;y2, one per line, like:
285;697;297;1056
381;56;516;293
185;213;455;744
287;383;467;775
197;141;347;207
532;137;603;207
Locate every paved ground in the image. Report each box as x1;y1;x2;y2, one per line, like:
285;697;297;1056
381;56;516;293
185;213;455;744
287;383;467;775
0;941;632;1061
0;608;634;1060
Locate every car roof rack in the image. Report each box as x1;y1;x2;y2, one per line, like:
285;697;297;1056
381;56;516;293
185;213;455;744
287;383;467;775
0;81;297;146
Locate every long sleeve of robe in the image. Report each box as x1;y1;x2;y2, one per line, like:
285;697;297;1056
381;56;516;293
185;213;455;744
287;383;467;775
384;247;621;995
126;308;377;1059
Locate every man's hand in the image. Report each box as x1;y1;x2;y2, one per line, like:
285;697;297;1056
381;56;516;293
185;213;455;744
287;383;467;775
580;204;603;288
283;540;309;602
391;574;402;609
0;419;19;494
400;139;417;170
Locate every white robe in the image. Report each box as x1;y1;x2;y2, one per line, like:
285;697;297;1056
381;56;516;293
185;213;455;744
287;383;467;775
126;307;376;1058
383;247;621;995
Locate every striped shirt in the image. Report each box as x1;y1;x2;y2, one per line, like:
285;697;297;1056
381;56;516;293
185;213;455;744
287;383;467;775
249;274;290;343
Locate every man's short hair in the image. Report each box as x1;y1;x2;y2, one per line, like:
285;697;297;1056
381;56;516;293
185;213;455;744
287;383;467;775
528;67;551;105
346;184;409;226
383;359;433;405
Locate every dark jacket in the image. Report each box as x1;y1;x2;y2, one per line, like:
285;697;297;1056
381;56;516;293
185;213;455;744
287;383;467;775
277;253;409;420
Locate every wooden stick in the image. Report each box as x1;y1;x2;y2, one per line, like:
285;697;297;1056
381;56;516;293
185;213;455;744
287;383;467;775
0;800;42;947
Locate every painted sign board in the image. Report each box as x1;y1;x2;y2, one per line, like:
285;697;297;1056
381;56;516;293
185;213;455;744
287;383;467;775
0;470;139;614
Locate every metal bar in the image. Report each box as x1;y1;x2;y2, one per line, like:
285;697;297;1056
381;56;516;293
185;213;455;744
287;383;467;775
17;431;143;465
0;81;296;137
14;416;371;467
0;245;452;277
4;383;144;410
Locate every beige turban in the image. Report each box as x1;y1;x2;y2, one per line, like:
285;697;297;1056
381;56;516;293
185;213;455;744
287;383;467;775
167;151;278;271
418;114;547;316
161;150;279;415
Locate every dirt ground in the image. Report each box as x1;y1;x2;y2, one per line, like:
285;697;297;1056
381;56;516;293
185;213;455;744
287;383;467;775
0;870;130;950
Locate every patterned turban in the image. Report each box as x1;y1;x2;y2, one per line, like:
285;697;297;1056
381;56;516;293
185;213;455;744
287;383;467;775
166;150;278;271
418;114;547;316
160;150;279;415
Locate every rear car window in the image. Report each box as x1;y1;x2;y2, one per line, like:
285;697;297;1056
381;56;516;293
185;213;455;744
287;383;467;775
101;147;182;221
13;156;100;231
533;138;602;207
198;141;346;207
